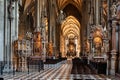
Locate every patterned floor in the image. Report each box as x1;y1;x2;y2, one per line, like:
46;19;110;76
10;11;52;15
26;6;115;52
0;60;111;80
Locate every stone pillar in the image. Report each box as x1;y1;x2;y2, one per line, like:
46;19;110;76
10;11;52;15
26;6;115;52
75;38;78;57
35;0;43;31
103;39;109;75
14;1;19;40
3;0;17;72
106;52;110;75
110;20;117;75
36;0;40;30
3;0;7;62
33;0;42;56
118;23;120;72
42;27;46;62
0;0;4;62
53;11;56;58
89;38;93;54
41;0;47;62
65;39;68;56
95;0;99;25
48;0;56;57
48;0;53;43
87;37;92;64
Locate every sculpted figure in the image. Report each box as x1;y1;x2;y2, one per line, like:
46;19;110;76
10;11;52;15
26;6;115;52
111;2;117;18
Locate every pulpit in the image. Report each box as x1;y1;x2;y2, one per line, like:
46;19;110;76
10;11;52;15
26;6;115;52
14;39;33;71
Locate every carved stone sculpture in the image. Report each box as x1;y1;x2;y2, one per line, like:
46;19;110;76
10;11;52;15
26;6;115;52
111;2;117;18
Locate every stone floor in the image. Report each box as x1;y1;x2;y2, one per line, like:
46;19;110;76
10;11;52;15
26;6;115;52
0;60;119;80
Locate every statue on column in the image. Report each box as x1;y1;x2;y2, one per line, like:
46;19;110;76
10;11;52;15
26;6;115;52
8;0;14;19
116;0;120;19
110;2;117;18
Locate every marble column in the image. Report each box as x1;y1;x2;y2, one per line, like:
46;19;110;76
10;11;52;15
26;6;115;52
110;20;117;75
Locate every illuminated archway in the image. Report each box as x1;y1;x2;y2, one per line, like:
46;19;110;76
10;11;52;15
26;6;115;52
60;16;81;57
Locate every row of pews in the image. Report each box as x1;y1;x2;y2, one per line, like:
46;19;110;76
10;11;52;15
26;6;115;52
89;60;107;74
27;57;67;71
44;58;67;64
71;57;107;75
44;58;67;68
71;58;97;74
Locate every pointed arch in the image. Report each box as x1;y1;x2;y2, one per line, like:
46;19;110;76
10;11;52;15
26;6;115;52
61;15;80;38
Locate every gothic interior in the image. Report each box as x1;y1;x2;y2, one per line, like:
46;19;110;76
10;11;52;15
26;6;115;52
0;0;120;79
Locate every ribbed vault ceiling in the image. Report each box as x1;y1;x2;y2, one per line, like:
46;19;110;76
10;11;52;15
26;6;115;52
57;0;82;12
61;16;80;38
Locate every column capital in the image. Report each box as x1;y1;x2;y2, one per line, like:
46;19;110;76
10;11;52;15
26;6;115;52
111;49;116;53
112;20;117;28
112;20;117;22
111;50;117;58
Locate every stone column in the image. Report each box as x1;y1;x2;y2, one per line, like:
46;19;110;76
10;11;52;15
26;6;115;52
3;0;7;63
118;23;120;72
106;50;110;75
88;38;93;59
48;0;56;57
53;9;56;58
48;0;53;43
33;0;42;56
110;20;117;75
41;0;47;62
65;39;68;56
14;1;19;40
0;0;5;64
95;0;100;25
75;38;78;57
103;39;109;75
37;0;40;30
42;27;46;62
3;0;16;72
87;37;92;64
89;35;93;54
